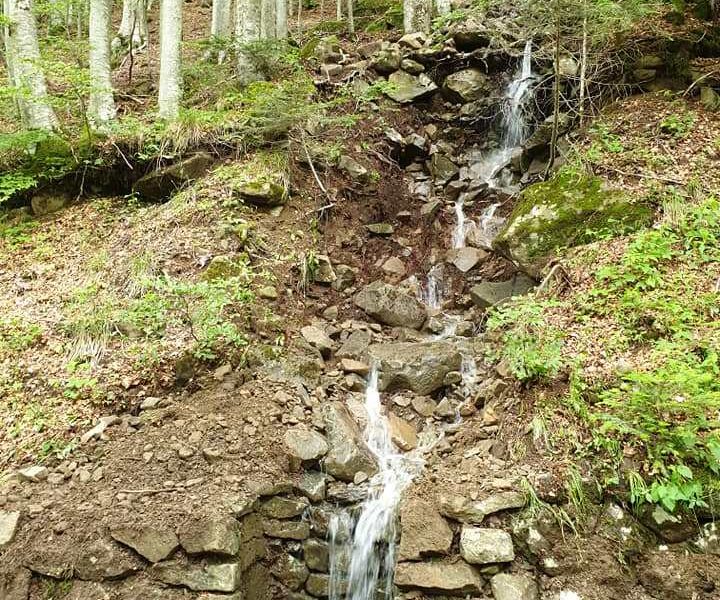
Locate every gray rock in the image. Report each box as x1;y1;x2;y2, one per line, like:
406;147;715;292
263;519;311;540
429;154;459;185
74;539;142;580
443;69;492;103
365;222;394;236
398;499;453;560
0;511;20;550
80;415;120;444
398;32;429;49
470;275;535;309
452;22;490;51
314;255;337;285
368;341;461;395
323;402;377;482
0;568;31;600
491;573;538;600
133;152;214;201
304;539;330;572
296;472;327;502
382;257;406;277
66;581;111;600
693;522;720;555
151;561;241;592
354;281;426;329
386;71;438;104
260;497;309;519
110;525;179;562
31;194;69;216
305;572;334;597
440;492;525;524
330;264;355;291
338;155;369;180
300;326;335;358
640;505;698;543
178;517;240;556
313;36;342;63
272;553;309;591
401;59;425;75
284;429;329;462
411;396;437;417
336;330;370;359
388;412;417;451
460;527;514;564
16;466;48;482
447;247;487;273
394;562;483;594
370;46;402;74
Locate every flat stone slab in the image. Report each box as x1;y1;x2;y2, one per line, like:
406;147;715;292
395;561;483;594
0;511;20;550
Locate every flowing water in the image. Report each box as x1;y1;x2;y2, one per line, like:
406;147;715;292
453;40;535;248
420;264;445;309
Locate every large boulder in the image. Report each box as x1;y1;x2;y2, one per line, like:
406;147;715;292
368;341;462;395
284;428;329;461
470;275;536;309
395;562;483;595
110;525;179;563
385;71;438;104
443;69;492;103
133;152;214;201
398;499;453;560
354;281;426;329
322;402;378;482
493;171;653;278
459;527;515;564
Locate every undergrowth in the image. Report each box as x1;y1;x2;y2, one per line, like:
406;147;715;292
491;196;720;513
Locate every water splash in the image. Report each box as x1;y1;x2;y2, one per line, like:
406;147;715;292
420;264;445;310
328;366;427;600
453;197;468;248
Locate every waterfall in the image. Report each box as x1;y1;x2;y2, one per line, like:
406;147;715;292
328;366;424;600
452;40;535;248
421;264;445;309
328;357;476;599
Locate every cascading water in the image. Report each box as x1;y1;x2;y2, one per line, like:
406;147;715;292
420;264;445;309
328;366;426;600
453;40;535;248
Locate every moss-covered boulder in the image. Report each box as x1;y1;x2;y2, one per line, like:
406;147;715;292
214;152;289;207
493;170;653;277
133;152;214;201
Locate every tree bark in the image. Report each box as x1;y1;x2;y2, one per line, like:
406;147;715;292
260;0;275;38
6;0;58;129
275;0;287;38
346;0;353;33
434;0;450;16
336;0;341;20
403;0;430;33
89;0;116;127
158;0;182;119
113;0;148;50
235;0;261;84
578;13;587;123
545;20;561;179
210;0;232;38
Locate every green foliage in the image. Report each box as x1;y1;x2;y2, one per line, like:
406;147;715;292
0;317;42;355
486;298;566;382
0;172;38;203
356;0;403;30
586;123;625;162
659;112;695;139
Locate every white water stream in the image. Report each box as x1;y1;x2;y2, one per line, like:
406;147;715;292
453;40;535;249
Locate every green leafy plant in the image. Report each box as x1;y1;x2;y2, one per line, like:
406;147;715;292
659;112;695;139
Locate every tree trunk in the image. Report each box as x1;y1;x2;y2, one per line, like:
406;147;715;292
235;0;261;84
578;14;587;124
335;0;341;20
403;0;430;33
260;0;275;38
275;0;287;38
88;0;116;127
158;0;182;119
434;0;450;16
210;0;232;38
545;21;561;179
6;0;58;129
346;0;353;33
113;0;148;50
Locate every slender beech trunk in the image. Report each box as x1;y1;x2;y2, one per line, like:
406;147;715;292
275;0;287;38
434;0;450;16
346;0;353;33
578;13;588;124
7;0;58;129
158;0;182;119
403;0;430;33
113;0;147;49
88;0;116;127
335;0;341;20
260;0;275;38
545;21;561;179
235;0;260;85
210;0;232;38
